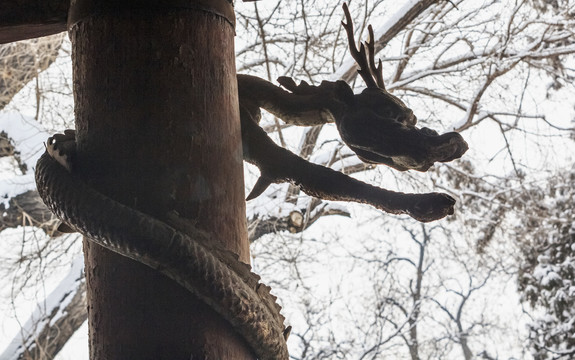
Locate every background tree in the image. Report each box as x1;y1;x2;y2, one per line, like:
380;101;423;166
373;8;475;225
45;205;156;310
515;168;575;359
1;0;575;359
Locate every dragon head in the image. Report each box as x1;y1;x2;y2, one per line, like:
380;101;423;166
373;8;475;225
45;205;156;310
337;3;468;172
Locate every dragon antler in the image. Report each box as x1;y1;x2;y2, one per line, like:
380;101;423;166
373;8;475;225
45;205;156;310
366;25;385;89
342;3;386;90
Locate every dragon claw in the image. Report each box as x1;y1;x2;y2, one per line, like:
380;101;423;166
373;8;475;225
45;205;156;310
246;175;274;201
46;129;76;172
405;193;456;222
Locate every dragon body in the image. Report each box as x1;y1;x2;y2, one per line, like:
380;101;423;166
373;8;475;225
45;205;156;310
36;131;290;360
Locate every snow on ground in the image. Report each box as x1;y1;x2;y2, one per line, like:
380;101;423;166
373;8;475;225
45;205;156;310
0;112;50;206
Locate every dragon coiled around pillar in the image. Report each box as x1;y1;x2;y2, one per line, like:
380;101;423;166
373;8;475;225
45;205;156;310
35;4;467;359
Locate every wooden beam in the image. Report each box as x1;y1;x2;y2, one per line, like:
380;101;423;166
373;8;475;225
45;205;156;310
0;0;68;44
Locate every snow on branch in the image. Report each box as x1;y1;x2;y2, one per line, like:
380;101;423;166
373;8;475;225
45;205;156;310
0;256;86;360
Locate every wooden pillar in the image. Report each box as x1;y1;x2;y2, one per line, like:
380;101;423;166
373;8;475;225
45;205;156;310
69;1;253;358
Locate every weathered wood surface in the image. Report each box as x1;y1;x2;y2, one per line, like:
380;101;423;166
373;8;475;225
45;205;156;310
70;2;253;358
0;0;243;44
0;0;68;44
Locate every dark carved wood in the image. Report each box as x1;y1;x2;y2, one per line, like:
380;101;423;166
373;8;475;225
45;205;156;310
0;0;68;44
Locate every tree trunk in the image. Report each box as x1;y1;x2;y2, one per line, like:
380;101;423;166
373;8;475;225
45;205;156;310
69;2;253;359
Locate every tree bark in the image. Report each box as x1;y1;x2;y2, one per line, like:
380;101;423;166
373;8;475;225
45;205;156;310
0;190;64;236
70;2;253;359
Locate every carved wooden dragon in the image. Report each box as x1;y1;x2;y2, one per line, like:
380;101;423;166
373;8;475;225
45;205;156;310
35;4;467;360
